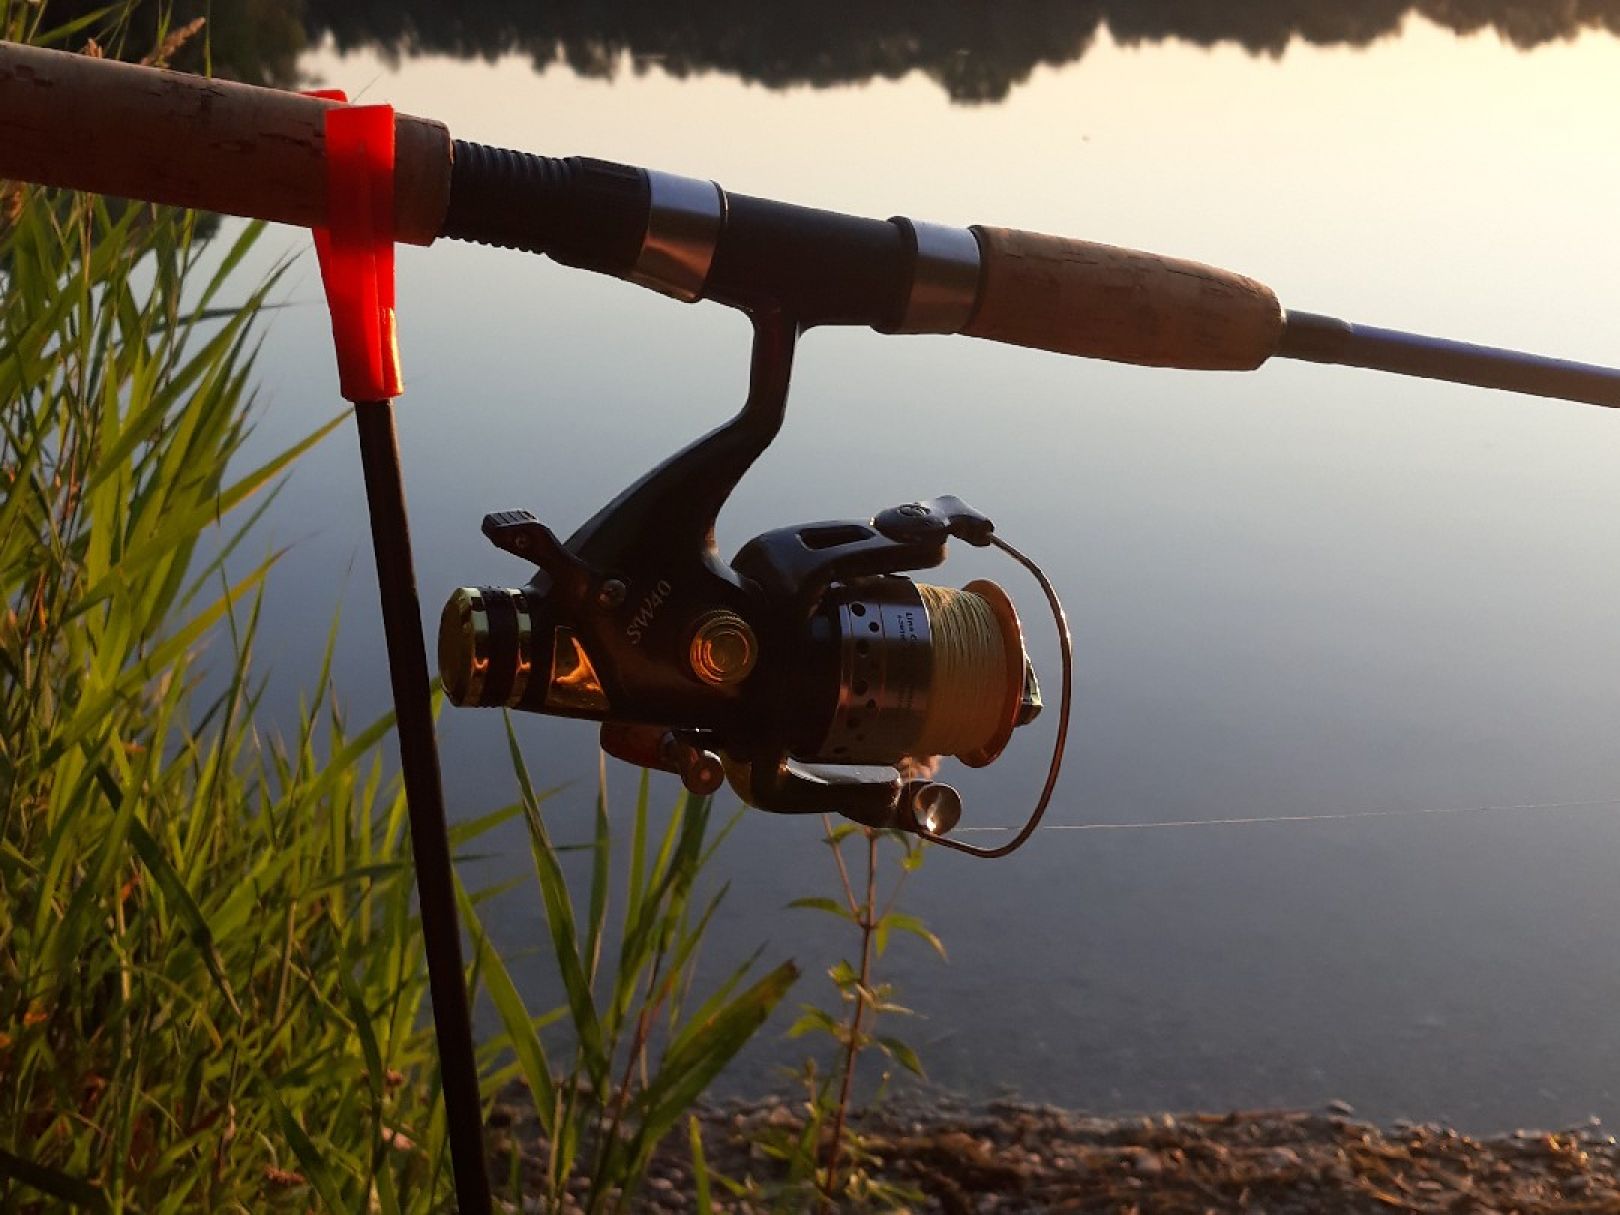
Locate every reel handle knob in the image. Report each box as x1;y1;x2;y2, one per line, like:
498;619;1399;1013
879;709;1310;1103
661;732;726;797
599;722;725;797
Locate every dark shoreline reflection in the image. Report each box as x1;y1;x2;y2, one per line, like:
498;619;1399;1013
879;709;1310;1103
44;1;1620;100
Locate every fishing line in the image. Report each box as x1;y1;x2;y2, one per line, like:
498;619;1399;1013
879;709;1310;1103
914;582;1012;760
953;796;1620;834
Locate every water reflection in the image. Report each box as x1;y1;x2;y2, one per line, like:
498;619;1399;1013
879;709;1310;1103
46;0;1620;99
304;1;1620;102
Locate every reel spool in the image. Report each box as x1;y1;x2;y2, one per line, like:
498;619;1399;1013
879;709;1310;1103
798;576;1035;770
437;312;1070;854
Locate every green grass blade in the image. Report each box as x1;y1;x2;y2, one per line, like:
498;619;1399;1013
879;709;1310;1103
122;812;242;1019
0;1145;110;1213
502;714;606;1086
636;960;798;1147
456;878;558;1137
42;555;278;769
584;753;611;987
689;1117;714;1215
74;413;342;615
447;800;524;848
26;3;120;48
261;1079;352;1213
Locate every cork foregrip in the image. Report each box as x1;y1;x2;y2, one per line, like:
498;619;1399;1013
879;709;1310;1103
965;227;1283;371
0;41;451;245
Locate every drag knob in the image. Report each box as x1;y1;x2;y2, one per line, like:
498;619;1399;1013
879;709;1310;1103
687;610;758;686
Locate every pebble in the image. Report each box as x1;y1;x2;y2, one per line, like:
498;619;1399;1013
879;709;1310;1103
1264;1146;1302;1170
1326;1098;1355;1116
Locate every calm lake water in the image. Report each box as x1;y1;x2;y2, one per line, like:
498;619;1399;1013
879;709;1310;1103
213;10;1620;1132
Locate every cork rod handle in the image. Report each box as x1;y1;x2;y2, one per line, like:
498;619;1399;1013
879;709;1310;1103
0;41;451;245
964;227;1284;371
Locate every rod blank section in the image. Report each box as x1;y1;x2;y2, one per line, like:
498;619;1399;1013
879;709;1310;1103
1280;312;1620;409
353;402;492;1215
0;41;451;244
963;228;1284;370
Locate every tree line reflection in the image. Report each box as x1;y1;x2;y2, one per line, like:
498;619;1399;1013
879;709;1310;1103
50;1;1620;101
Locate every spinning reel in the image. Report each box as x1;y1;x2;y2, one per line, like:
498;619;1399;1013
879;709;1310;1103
438;311;1070;855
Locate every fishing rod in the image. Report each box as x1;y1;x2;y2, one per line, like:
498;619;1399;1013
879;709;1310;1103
9;40;1619;404
6;37;1619;1211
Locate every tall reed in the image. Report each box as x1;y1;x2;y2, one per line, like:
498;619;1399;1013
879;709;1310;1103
0;21;468;1207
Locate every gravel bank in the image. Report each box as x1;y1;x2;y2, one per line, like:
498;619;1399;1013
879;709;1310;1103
488;1089;1620;1213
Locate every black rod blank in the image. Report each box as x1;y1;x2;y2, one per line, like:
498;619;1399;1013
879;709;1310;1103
1279;311;1620;410
353;401;493;1215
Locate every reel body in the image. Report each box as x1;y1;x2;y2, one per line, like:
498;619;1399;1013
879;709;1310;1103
439;312;1066;845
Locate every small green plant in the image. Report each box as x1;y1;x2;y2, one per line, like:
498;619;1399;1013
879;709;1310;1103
461;725;798;1214
769;816;945;1212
